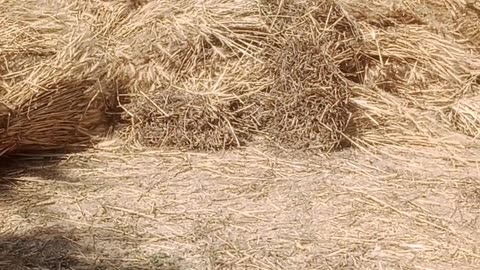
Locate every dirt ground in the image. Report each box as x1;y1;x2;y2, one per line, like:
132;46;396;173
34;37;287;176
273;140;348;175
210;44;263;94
1;140;479;270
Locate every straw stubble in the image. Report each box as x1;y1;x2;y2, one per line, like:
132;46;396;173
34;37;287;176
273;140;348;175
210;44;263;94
1;0;480;155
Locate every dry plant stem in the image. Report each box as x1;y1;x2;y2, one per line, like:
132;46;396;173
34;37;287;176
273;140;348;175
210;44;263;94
1;0;480;154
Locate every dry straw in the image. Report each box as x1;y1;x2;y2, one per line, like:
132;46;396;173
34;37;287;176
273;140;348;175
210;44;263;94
113;0;270;150
349;84;458;148
0;0;69;79
2;0;480;155
363;25;480;106
0;1;120;155
256;0;365;151
0;36;119;155
114;0;480;151
339;0;480;148
447;93;480;139
114;0;366;151
459;0;480;49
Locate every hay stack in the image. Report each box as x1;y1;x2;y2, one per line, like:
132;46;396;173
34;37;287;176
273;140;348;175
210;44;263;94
356;22;480;109
113;0;365;151
0;2;120;155
0;0;71;79
338;0;467;33
256;0;364;150
121;58;269;151
337;0;480;148
340;0;480;106
447;94;480;139
3;0;480;155
349;85;453;148
0;37;119;155
458;0;480;49
113;0;270;150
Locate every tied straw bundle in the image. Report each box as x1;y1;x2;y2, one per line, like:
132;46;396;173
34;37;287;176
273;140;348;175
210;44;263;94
2;0;480;155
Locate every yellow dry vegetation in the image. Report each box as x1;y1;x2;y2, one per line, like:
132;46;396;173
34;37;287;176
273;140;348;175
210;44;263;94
1;0;480;153
1;1;480;269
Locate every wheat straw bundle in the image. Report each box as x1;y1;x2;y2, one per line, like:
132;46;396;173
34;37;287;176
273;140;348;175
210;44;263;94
0;1;121;155
255;0;365;151
358;24;480;107
4;0;479;155
111;0;270;150
458;0;480;49
338;0;480;147
447;94;480;139
338;0;465;29
114;0;366;151
338;0;480;109
0;33;118;155
349;85;455;148
0;0;74;79
122;58;269;151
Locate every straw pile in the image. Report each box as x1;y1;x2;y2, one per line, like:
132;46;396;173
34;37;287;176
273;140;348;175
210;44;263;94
116;0;364;151
0;42;119;155
339;0;480;147
112;0;480;151
359;25;480;107
112;0;270;150
459;0;480;49
0;1;120;155
256;0;364;150
447;93;480;139
1;0;480;155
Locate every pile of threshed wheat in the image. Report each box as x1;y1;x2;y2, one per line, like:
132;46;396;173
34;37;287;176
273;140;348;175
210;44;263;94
1;0;480;155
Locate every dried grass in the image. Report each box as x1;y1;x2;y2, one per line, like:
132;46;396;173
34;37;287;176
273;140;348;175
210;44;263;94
114;0;480;151
0;1;121;155
113;0;270;150
337;0;480;148
115;0;364;151
256;0;364;151
0;0;72;79
349;84;462;149
123;58;269;150
0;36;120;155
2;0;480;155
363;25;479;106
446;93;480;139
458;0;480;48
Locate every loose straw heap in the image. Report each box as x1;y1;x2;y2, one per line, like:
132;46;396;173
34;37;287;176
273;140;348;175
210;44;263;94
447;93;480;139
1;0;480;155
115;0;365;151
0;1;120;155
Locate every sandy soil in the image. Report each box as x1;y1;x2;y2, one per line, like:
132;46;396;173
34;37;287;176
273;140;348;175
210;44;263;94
1;143;480;270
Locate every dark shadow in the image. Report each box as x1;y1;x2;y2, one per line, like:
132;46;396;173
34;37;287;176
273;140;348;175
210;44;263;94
0;149;84;197
0;152;181;270
0;227;88;270
0;76;128;188
0;226;181;270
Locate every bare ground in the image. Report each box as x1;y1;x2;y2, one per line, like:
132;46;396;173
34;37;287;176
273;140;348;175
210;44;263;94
1;141;480;270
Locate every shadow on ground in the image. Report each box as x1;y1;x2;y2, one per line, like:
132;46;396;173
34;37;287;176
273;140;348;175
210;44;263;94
0;150;82;195
0;152;87;270
0;227;88;270
0;151;180;270
0;226;179;270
